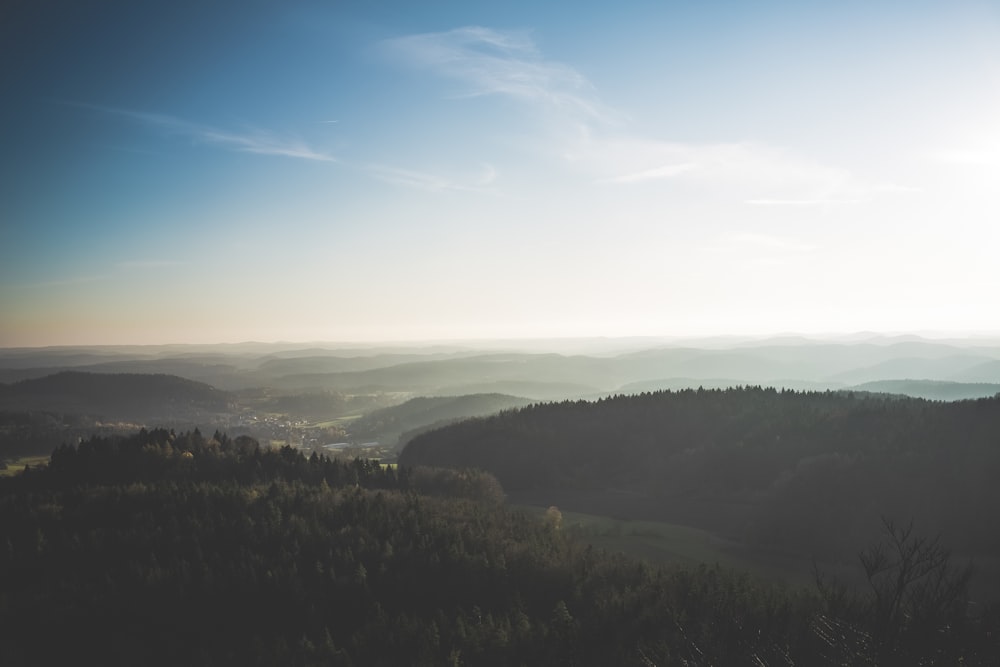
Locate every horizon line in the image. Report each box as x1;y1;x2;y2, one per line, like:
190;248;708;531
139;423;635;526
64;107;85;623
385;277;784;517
4;329;1000;351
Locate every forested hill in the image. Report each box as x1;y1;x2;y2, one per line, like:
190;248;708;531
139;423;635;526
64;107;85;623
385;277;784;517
0;371;232;421
349;393;535;450
5;428;998;665
852;379;1000;401
400;388;1000;570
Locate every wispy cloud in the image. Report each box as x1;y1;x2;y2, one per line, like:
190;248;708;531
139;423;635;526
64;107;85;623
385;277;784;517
366;163;498;194
601;163;697;184
578;137;859;199
76;104;335;162
930;148;1000;167
722;232;817;253
744;183;919;206
382;27;915;205
746;198;863;206
381;26;618;123
477;163;497;186
367;165;457;191
577;135;917;204
702;232;818;270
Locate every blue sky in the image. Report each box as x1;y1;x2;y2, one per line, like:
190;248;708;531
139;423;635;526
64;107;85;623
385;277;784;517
2;0;999;346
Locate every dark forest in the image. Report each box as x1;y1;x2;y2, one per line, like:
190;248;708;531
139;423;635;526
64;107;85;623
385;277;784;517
2;422;998;665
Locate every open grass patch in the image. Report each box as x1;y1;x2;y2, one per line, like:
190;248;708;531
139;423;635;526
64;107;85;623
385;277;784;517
516;504;816;589
0;455;50;477
310;415;361;429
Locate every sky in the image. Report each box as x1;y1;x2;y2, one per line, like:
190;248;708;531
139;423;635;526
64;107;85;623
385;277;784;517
2;0;1000;347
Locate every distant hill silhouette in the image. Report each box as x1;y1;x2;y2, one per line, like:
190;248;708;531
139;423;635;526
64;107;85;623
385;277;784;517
349;393;534;449
0;372;232;422
3;336;999;398
827;354;994;384
400;388;1000;593
853;379;1000;401
949;359;1000;383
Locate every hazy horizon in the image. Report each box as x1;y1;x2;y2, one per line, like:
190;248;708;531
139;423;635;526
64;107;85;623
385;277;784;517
5;330;1000;355
4;1;999;347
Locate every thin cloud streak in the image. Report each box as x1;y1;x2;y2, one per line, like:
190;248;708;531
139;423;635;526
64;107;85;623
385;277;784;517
601;163;697;184
366;164;497;194
382;26;921;208
724;232;817;253
744;183;918;206
746;198;864;206
477;163;497;186
382;26;618;123
931;148;1000;167
367;165;456;191
75;104;335;162
701;232;818;271
382;27;895;204
576;137;860;200
578;135;919;204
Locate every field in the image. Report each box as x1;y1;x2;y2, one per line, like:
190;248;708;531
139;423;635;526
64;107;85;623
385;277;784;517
518;505;819;589
310;415;362;429
0;455;50;477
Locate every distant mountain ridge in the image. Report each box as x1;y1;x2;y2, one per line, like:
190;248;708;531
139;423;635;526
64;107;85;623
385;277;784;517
349;393;535;450
2;335;999;399
399;388;1000;589
851;379;1000;401
0;372;232;422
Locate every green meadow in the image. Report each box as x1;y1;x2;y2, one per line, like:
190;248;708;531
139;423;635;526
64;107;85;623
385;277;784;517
0;455;50;477
519;505;816;589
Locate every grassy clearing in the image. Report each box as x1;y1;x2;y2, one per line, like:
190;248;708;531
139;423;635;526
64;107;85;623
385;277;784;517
517;505;815;588
543;507;743;566
311;415;361;429
0;455;50;477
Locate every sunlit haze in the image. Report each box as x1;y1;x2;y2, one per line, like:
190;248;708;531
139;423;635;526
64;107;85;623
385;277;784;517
3;1;999;346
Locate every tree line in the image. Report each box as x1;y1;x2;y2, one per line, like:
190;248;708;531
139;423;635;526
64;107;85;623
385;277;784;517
400;387;1000;576
1;427;997;665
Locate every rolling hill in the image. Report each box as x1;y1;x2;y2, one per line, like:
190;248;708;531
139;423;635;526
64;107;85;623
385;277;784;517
400;388;1000;598
0;372;233;422
348;393;535;449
